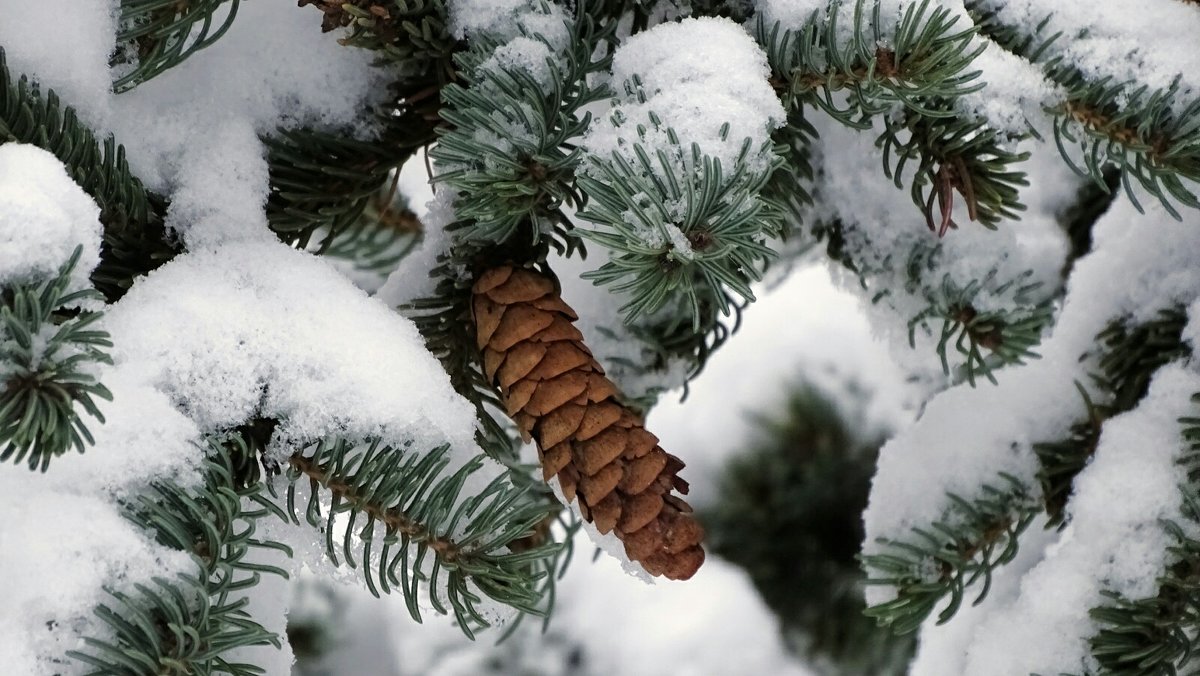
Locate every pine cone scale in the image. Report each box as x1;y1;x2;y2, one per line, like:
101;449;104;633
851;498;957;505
472;266;705;580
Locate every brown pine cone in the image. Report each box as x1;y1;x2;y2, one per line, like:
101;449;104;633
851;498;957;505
472;266;705;580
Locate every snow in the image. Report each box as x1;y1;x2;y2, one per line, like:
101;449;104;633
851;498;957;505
0;484;196;675
970;0;1200;108
959;40;1059;136
105;0;388;248
957;364;1200;676
0;145;102;293
447;0;571;50
0;0;117;126
584;17;785;180
103;242;481;461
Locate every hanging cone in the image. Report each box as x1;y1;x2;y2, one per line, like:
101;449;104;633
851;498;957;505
472;266;705;580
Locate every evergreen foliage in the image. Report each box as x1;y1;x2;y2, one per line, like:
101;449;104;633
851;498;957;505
112;0;241;93
865;308;1192;635
281;437;561;638
67;442;289;675
0;49;177;300
705;382;915;674
964;0;1200;218
0;248;112;471
3;0;1200;671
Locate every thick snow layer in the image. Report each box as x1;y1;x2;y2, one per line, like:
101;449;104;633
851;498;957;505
0;145;102;292
0;483;196;675
971;0;1200;108
105;0;388;248
0;0;117;126
957;364;1200;676
584;17;785;180
104;241;481;460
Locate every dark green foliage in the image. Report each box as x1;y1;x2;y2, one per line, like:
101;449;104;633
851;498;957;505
758;0;984;124
965;0;1200;219
1095;308;1191;412
1084;492;1200;676
863;474;1038;634
577;130;781;325
764;106;817;237
67;443;290;675
112;0;241;92
0;248;112;471
705;382;914;674
282;437;561;638
265;128;420;250
299;0;457;92
908;270;1053;386
0;49;178;300
432;7;610;255
758;0;1030;235
878;103;1029;235
1033;383;1104;525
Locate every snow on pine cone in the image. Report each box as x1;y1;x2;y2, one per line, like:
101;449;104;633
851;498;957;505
472;265;705;580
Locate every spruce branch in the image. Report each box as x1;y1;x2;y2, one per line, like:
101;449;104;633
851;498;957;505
862;474;1038;634
0;248;113;471
1079;399;1200;675
1033;382;1106;525
758;0;985;126
431;6;611;253
282;437;561;637
0;49;178;301
297;0;456;93
965;1;1200;218
68;441;289;675
907;270;1052;386
265;128;420;250
1095;307;1191;412
1034;308;1191;525
878;102;1030;235
112;0;241;93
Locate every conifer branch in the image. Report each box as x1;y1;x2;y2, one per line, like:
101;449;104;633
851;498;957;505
265;128;421;250
431;7;611;253
757;0;985;126
297;0;456;93
0;49;178;301
1;248;113;471
282;437;561;638
907;271;1052;386
68;442;289;674
863;474;1038;634
1035;308;1191;524
1080;396;1200;675
964;1;1200;218
112;0;241;92
878;103;1029;235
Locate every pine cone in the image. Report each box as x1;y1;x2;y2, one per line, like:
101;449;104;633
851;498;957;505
472;266;705;580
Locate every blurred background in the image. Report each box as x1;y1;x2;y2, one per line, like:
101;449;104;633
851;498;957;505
287;261;924;676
